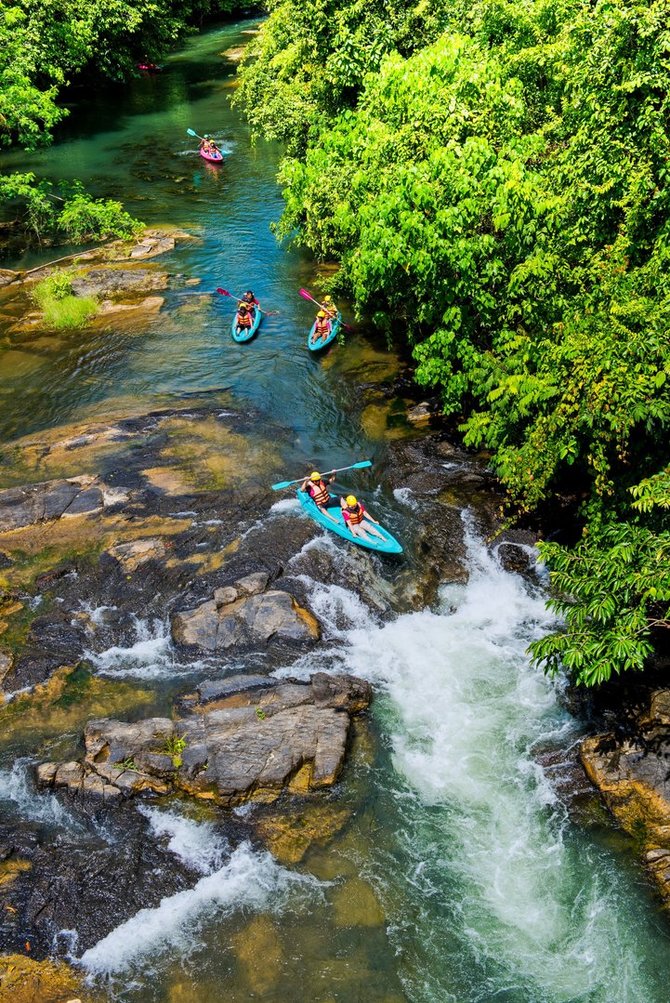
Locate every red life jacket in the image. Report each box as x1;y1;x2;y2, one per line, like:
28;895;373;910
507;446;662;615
309;480;330;506
237;310;252;329
344;502;365;526
315;317;331;336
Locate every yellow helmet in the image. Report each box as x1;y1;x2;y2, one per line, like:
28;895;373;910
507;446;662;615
310;471;321;481
239;302;248;310
346;495;357;507
323;295;332;303
317;310;326;318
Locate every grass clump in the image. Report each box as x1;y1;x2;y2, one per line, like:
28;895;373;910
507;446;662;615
33;270;97;329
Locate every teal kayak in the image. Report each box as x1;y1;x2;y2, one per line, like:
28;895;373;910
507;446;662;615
297;489;403;554
307;312;341;351
231;307;262;343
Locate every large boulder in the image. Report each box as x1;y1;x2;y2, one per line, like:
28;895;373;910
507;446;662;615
171;572;320;650
37;673;372;807
581;688;670;906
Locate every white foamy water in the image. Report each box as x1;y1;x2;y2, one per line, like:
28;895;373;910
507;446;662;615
0;760;80;830
269;496;303;515
80;841;322;976
139;806;228;874
283;516;670;1002
85;616;193;680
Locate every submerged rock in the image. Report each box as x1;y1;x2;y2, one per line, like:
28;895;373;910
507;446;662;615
37;673;371;807
0;953;89;1003
581;688;670;906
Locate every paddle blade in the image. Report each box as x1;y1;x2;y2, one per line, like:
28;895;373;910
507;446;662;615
216;288;232;297
187;128;198;137
271;480;293;491
299;288;315;301
350;460;372;469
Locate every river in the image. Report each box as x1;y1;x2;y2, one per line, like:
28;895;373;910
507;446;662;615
1;18;670;1003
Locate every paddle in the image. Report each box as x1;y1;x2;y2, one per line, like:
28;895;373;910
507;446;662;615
216;288;279;316
299;288;352;331
271;460;373;491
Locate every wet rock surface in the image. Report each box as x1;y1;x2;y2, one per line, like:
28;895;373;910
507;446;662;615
580;688;670;906
0;401;510;967
0;810;202;959
37;672;371;806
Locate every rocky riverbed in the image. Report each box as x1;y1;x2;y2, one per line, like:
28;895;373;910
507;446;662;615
0;393;506;967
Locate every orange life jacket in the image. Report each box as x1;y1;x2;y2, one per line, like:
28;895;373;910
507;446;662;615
237;310;252;328
315;317;331;336
309;481;331;506
345;503;365;526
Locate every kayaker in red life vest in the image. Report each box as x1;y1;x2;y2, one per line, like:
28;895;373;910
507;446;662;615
241;290;260;317
300;471;338;523
235;302;253;333
322;295;338;320
314;310;332;343
340;494;384;541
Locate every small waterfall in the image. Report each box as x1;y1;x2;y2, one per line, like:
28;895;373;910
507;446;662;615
282;516;670;1002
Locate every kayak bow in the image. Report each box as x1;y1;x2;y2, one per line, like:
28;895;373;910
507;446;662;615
297;490;403;554
231;306;262;343
307;312;341;351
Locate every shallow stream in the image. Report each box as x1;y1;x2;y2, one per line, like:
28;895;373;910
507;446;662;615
1;19;670;1003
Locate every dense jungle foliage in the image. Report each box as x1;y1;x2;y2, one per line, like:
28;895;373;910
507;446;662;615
237;0;670;686
0;0;240;244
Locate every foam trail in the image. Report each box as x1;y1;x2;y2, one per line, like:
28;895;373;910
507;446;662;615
85;616;193;680
139;806;228;874
286;516;668;1001
0;760;80;830
80;842;321;976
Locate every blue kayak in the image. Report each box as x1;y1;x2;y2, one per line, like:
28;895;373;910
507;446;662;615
297;489;403;554
307;312;341;351
231;307;262;343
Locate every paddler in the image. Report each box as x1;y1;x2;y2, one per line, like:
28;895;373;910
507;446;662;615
300;471;338;523
200;134;212;153
235;302;253;334
322;295;338;321
314;310;332;343
241;290;260;317
340;494;384;541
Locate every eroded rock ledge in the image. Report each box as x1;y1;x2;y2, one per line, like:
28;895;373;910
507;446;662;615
581;688;670;905
37;672;371;807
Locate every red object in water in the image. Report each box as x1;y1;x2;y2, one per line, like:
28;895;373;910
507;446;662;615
137;62;161;72
199;148;224;163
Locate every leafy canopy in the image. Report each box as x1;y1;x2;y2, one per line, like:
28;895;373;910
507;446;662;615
238;0;670;686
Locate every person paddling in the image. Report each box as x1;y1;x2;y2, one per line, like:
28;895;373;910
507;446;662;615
314;310;332;343
241;290;260;317
322;295;338;320
235;302;253;334
340;494;384;541
300;471;338;523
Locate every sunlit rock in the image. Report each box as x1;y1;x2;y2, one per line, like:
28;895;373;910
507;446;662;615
36;673;371;808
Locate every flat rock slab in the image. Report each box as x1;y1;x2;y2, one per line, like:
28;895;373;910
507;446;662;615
37;672;371;807
71;268;168;299
0;476;106;532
